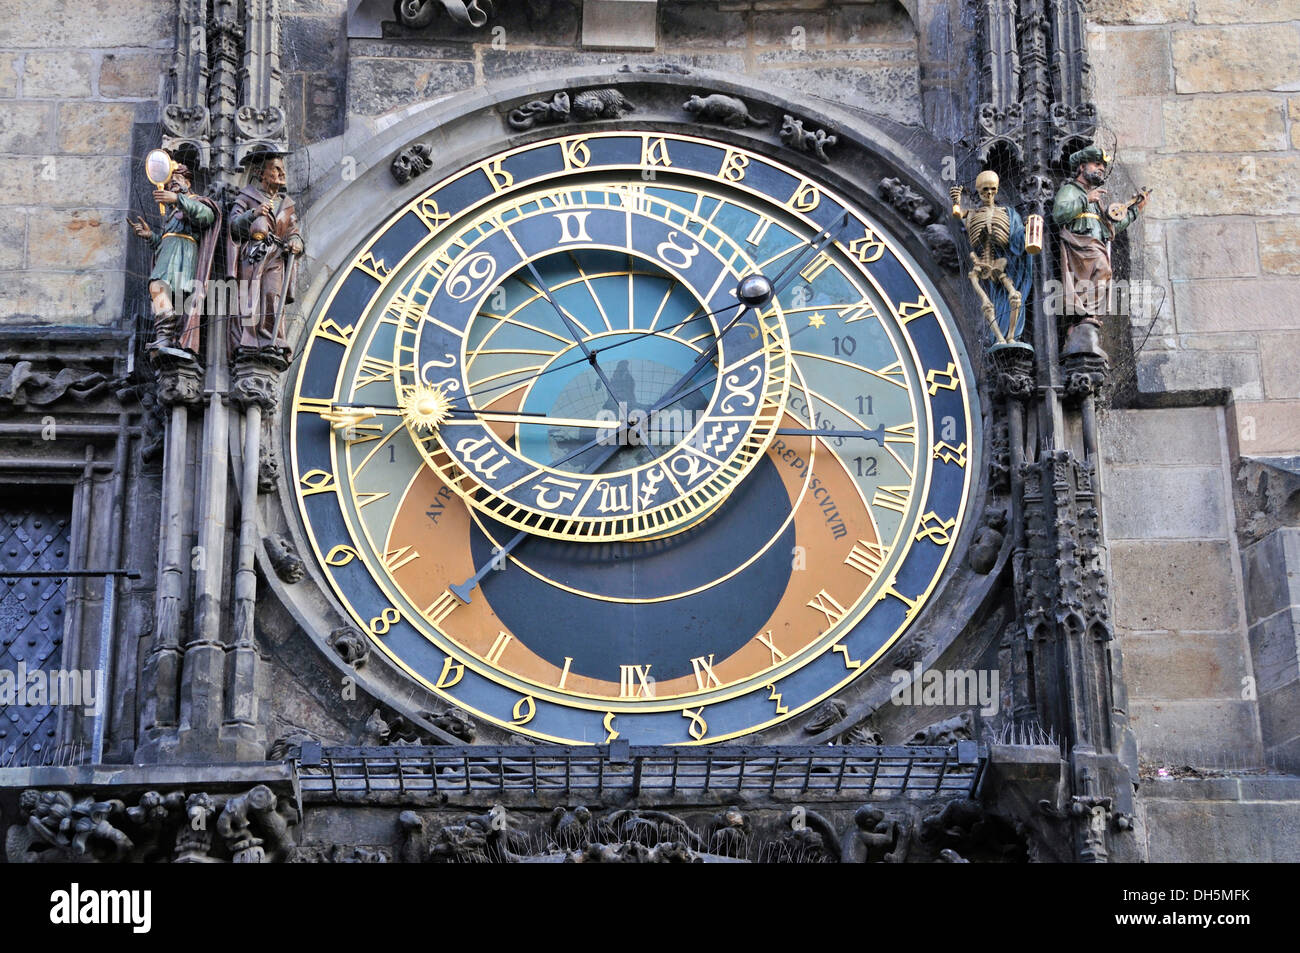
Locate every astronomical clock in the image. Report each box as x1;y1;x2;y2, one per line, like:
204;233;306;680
286;128;978;745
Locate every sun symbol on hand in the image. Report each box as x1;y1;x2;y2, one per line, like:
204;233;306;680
400;383;454;433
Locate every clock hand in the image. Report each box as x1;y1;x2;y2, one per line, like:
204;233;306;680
444;212;851;412
326;404;619;430
450;437;626;603
644;211;853;412
512;253;654;447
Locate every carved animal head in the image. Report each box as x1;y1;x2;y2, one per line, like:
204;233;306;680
683;95;705;113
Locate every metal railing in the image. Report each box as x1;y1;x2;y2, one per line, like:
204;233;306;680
296;742;985;801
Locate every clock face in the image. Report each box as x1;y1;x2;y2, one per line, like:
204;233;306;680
289;132;978;744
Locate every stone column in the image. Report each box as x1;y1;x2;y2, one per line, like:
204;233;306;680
221;349;286;760
137;356;204;759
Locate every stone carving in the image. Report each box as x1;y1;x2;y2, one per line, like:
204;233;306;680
226;152;304;356
427;805;529;863
969;506;1008;574
842;805;911;863
772;805;839;863
891;631;933;670
361;707;430;746
549;805;597;851
803;698;881;745
950;170;1035;343
920;799;1026;862
879;177;936;225
779;115;836;161
174;792;218;862
217;784;299;863
329;625;370;667
0;362;111;408
266;732;319;760
906;710;975;746
605;808;704;850
1053;144;1147;361
231;348;287;411
397;0;494;29
258;428;280;491
391;142;433;185
571;88;635;121
706;805;751;858
507;92;571;131
989;338;1036;400
7;786;299;863
923;224;962;273
422;705;476;742
1061;352;1109;404
683;93;766;129
265;533;305;583
130;158;221;357
989;417;1011;494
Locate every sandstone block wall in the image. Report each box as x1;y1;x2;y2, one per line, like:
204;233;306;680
0;0;173;326
1084;0;1300;457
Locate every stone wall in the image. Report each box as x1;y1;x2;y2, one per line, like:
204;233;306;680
1101;406;1262;767
1087;1;1300;773
1084;0;1300;456
0;0;174;327
279;0;922;138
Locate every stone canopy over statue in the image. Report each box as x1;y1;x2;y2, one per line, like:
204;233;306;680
1052;144;1148;358
949;170;1036;345
227;150;305;357
130;159;221;357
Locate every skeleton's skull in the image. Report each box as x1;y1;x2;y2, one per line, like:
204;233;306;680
975;170;1000;206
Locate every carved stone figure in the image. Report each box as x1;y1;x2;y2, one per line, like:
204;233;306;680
921;799;1026;862
217;784;297;863
879;176;936;225
923;224;962;273
968;506;1008;574
397;811;429;863
226;152;304;356
130;159;221;356
773;805;839;863
329;625;370;667
907;711;975;746
1052;144;1146;360
571;88;635;121
707;805;751;858
549;805;596;850
265;533;305;583
683;93;765;128
423;705;476;742
391;141;433;184
605;808;703;850
507;92;570;130
842;805;911;863
950;170;1034;343
174;793;218;862
0;362;111;408
779;115;836;161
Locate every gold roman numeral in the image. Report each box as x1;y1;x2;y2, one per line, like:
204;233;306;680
845;540;889;582
423;590;462;626
690;654;721;690
619;664;653;697
807;589;847;628
872;484;911;514
756;630;787;665
485;631;513;665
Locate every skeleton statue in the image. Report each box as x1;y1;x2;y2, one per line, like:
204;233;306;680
949;170;1035;344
